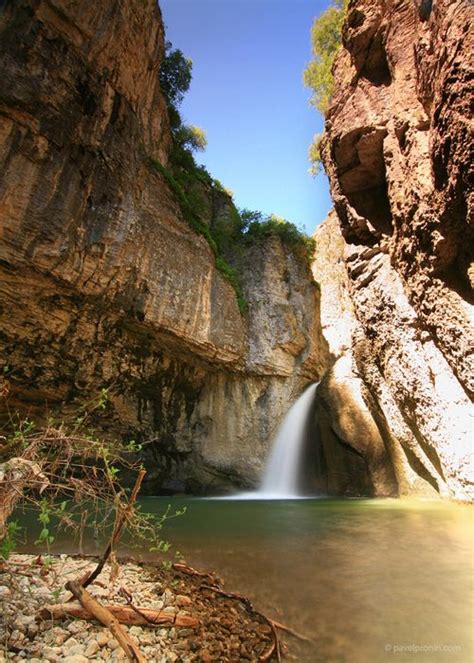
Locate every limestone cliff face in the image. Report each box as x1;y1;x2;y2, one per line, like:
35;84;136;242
0;0;328;493
313;0;473;500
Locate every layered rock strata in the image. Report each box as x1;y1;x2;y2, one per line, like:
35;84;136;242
0;0;328;493
313;0;473;500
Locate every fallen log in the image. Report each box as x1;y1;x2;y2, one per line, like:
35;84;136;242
65;580;145;663
38;602;199;628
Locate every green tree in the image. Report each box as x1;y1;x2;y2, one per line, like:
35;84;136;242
303;0;347;176
308;132;324;177
159;41;192;108
174;124;208;152
303;0;348;115
158;42;208;155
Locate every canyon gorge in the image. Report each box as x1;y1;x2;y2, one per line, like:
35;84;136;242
0;0;472;501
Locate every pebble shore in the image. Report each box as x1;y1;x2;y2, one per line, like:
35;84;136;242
0;554;275;662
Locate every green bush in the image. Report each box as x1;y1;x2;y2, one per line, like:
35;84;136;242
155;40;316;315
173;125;207;152
0;392;185;562
303;0;348;115
245;213;316;263
215;256;248;315
147;158;218;256
160;42;208;160
148;157;248;312
308;132;324;177
159;41;192;108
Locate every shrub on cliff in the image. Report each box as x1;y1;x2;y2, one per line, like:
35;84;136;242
174;124;208;152
155;41;314;312
308;133;324;177
244;212;316;263
159;42;208;158
303;0;348;175
159;41;192;109
303;0;348;114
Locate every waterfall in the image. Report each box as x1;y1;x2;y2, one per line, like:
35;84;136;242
256;383;319;498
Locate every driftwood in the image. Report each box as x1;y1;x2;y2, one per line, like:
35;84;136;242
39;601;199;627
65;580;145;663
119;586;162;626
64;470;148;663
270;618;312;643
79;468;146;590
172;562;220;584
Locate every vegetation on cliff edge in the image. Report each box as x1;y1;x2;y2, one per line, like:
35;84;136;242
303;0;348;175
152;42;316;315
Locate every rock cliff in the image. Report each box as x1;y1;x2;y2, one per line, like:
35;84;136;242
312;0;473;500
0;0;328;493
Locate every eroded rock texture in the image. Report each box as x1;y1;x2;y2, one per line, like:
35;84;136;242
0;0;328;493
313;0;473;500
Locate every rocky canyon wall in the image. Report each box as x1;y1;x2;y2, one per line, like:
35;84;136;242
312;0;473;500
0;0;329;493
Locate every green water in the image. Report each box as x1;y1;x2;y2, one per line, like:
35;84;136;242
23;497;474;662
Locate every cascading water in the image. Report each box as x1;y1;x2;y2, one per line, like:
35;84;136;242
256;382;319;498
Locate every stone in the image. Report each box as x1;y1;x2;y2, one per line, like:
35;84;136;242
67;620;89;635
62;657;89;663
27;623;39;637
164;653;179;663
139;630;155;645
84;640;99;657
313;0;474;501
0;584;11;597
62;637;79;653
96;632;109;647
65;644;86;656
128;626;143;638
0;0;328;497
175;594;192;606
42;646;61;662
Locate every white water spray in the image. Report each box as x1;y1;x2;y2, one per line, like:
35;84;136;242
256;383;319;498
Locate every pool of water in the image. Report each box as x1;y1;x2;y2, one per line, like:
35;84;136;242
22;497;474;662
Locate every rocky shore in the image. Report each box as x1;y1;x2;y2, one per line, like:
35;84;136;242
0;555;276;662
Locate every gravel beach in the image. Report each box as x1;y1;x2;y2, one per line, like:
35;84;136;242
0;555;277;662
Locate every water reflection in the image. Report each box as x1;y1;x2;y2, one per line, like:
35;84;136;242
139;498;473;663
20;498;474;662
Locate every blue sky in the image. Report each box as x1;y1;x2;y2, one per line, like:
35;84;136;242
159;0;332;235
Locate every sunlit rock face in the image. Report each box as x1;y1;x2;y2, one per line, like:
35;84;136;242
0;0;329;493
313;0;473;500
